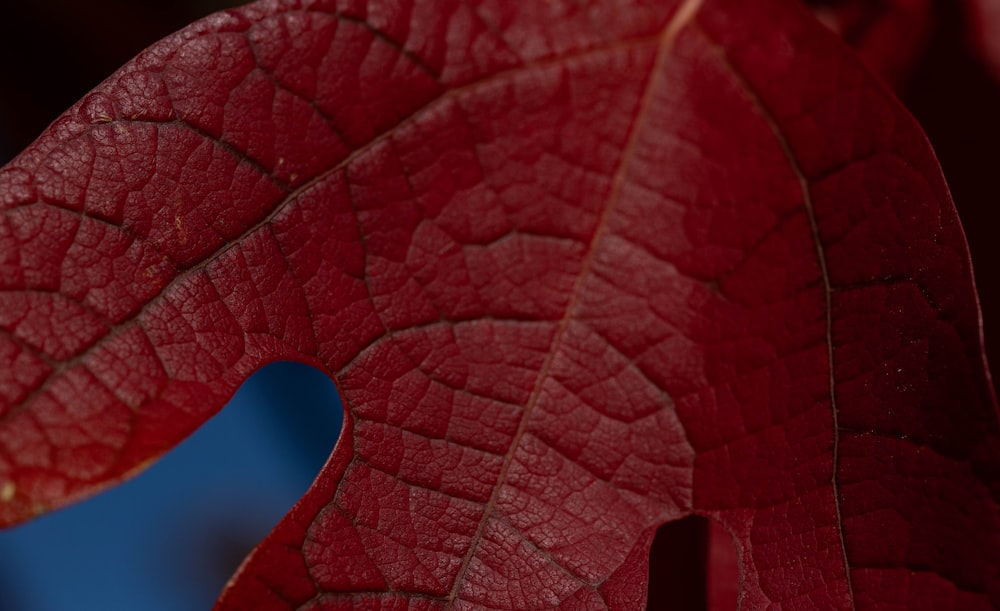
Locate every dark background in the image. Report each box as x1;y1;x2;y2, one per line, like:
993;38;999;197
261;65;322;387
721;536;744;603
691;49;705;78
1;1;999;609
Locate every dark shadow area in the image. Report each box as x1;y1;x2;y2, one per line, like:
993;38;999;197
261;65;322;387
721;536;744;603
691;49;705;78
647;515;709;610
797;0;1000;375
0;0;244;162
900;1;1000;372
251;361;345;476
647;515;739;610
0;561;29;611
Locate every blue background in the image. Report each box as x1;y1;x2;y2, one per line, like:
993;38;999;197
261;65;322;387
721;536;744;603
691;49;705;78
0;362;343;610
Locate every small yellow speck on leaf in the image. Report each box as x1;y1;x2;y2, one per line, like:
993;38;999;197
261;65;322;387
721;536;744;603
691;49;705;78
1;480;15;503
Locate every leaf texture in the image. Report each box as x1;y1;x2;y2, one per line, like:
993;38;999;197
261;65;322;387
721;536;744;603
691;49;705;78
1;0;998;608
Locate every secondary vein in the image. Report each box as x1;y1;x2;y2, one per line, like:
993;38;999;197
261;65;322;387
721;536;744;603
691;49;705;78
698;25;857;609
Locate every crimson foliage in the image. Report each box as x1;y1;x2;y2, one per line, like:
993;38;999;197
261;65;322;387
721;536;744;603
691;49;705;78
1;0;998;608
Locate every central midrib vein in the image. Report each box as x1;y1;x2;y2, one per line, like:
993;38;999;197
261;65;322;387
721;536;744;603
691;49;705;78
443;0;705;605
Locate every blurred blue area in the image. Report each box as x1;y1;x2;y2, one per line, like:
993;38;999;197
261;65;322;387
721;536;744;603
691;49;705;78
0;362;342;611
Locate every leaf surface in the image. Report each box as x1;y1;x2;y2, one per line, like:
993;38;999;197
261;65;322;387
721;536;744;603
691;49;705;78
807;0;933;88
1;0;998;608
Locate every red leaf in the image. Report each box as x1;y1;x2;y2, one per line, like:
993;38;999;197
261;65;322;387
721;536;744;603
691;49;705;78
2;0;999;608
807;0;934;88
